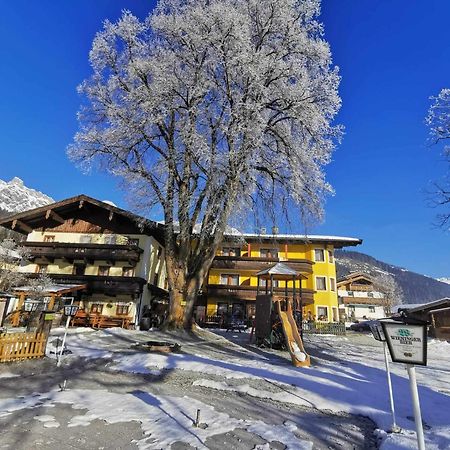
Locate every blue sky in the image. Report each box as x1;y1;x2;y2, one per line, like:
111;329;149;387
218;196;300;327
0;0;449;278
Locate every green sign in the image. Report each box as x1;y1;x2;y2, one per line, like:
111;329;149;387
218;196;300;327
44;313;55;321
381;321;427;366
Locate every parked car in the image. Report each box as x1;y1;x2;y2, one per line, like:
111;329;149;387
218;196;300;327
349;320;380;332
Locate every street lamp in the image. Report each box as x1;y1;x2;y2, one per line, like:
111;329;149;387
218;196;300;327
23;299;40;312
57;303;79;367
64;304;79;317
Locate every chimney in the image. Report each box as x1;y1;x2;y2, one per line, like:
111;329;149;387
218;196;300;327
272;226;279;235
260;227;266;235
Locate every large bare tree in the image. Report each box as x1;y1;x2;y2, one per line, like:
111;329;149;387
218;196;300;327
69;0;342;328
373;273;403;316
426;88;450;228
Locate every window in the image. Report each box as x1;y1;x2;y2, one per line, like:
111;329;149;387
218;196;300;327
122;267;134;277
104;235;116;245
98;266;110;276
116;304;129;316
91;303;103;314
43;235;55;243
80;235;92;244
332;307;339;322
258;278;279;287
36;264;48;274
367;292;374;298
317;306;328;320
347;291;354;296
314;249;325;262
330;278;336;291
220;274;239;286
369;306;376;313
315;276;327;291
222;247;241;257
328;250;334;263
127;238;140;246
73;263;86;275
260;248;278;258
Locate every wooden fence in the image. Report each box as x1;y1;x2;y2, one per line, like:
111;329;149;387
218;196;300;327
0;332;48;362
303;321;346;336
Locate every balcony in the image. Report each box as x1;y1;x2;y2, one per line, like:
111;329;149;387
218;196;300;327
211;256;313;273
25;272;146;296
206;284;314;304
348;284;374;292
22;241;143;264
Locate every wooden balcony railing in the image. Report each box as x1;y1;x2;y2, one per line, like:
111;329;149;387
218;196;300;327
206;284;314;304
211;256;313;273
22;241;143;264
25;273;146;295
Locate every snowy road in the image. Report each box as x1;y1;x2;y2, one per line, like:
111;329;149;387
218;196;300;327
0;327;448;449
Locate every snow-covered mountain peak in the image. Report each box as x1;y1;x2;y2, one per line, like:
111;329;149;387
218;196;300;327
9;177;24;186
0;177;53;215
437;277;450;285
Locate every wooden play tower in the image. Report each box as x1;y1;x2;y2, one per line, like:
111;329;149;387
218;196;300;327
255;263;310;367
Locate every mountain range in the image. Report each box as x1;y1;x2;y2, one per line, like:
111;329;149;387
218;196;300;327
0;177;53;217
336;250;450;304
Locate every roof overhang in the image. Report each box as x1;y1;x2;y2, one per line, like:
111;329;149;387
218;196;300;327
0;194;165;243
223;232;362;248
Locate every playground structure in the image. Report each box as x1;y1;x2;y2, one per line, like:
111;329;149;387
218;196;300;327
254;263;311;367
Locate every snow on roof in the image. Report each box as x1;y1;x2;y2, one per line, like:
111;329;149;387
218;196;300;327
224;231;362;244
14;283;86;294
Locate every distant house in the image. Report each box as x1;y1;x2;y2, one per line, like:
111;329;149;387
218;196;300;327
337;272;385;321
399;298;450;340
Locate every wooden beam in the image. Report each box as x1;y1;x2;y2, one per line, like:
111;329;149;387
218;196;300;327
12;219;33;234
45;209;65;224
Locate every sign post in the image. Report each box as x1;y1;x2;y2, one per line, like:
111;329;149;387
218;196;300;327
381;320;427;450
369;322;399;432
56;300;79;368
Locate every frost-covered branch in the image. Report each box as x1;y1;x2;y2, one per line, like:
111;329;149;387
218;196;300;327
68;0;342;328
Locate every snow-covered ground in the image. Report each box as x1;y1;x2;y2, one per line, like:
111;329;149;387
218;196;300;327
0;327;449;449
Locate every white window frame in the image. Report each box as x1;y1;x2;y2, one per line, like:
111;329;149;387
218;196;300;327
332;306;339;322
330;277;336;291
220;273;240;286
314;248;325;262
315;276;327;291
328;250;334;263
316;305;329;321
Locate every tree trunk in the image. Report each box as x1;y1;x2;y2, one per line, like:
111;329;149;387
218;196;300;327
165;253;187;329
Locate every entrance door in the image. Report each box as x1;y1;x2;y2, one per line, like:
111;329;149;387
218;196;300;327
232;302;244;319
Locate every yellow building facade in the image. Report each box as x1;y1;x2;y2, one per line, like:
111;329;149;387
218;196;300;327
203;234;361;323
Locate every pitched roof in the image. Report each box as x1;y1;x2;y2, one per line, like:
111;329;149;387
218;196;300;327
0;194;164;241
256;262;307;280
